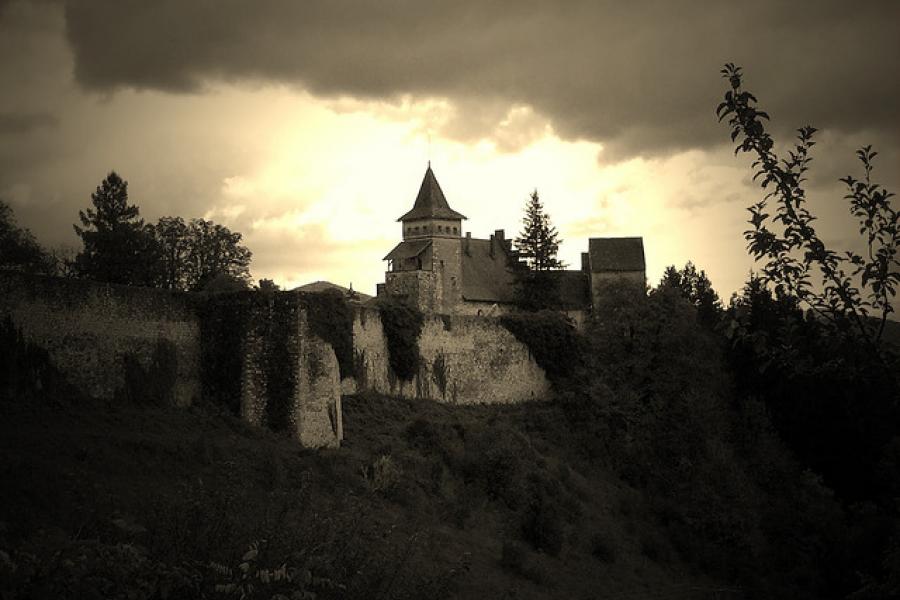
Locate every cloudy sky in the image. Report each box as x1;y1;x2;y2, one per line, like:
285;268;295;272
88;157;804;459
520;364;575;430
1;0;898;300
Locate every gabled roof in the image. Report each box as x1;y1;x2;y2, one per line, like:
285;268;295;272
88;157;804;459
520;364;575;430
588;237;645;272
383;239;432;261
461;238;517;303
398;165;467;222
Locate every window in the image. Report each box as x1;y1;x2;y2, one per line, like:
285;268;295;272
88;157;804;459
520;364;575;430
453;227;458;234
438;225;443;232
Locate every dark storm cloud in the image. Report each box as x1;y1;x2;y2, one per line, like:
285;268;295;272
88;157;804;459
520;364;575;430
0;112;58;134
62;0;900;159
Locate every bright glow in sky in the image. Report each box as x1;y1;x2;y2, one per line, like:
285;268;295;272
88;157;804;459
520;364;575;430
2;0;896;308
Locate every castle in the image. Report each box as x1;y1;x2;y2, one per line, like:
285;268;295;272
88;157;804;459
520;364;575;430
379;164;646;315
0;165;650;449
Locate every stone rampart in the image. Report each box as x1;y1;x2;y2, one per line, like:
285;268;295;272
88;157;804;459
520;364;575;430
0;271;201;406
346;307;550;404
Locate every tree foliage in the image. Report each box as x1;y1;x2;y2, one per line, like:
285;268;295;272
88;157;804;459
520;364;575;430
150;217;252;292
658;262;723;328
514;190;564;271
716;64;899;347
71;172;253;291
72;172;160;286
0;200;54;274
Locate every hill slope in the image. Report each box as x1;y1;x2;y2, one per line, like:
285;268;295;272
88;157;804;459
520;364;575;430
0;395;733;599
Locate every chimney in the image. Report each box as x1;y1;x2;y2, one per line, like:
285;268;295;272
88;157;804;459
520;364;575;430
489;232;495;258
494;229;505;240
581;252;590;272
465;231;471;255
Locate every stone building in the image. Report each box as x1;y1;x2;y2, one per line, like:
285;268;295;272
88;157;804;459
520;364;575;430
380;165;646;315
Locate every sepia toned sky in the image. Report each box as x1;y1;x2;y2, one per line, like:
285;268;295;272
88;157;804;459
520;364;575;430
1;0;898;300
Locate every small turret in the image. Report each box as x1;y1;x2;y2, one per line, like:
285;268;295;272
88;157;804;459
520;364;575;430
398;164;466;240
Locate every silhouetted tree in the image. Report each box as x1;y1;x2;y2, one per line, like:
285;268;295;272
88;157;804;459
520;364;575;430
258;278;280;293
515;190;564;271
150;216;190;290
149;216;252;292
184;219;252;291
658;262;723;327
717;63;898;349
73;172;159;286
0;200;54;274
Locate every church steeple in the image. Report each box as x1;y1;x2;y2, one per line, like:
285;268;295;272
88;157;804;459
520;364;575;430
398;164;467;222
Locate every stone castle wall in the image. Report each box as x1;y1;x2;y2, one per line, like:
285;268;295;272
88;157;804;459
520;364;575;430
2;273;549;447
0;271;201;406
171;292;344;448
345;307;550;404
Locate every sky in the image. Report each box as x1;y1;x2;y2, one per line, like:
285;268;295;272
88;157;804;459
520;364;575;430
1;0;898;301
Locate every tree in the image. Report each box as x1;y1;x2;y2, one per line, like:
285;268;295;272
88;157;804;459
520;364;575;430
716;64;899;348
183;218;252;291
515;190;564;271
0;200;54;274
73;172;160;286
658;262;723;328
150;216;190;291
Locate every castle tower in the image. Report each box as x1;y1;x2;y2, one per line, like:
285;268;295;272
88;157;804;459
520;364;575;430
383;164;466;313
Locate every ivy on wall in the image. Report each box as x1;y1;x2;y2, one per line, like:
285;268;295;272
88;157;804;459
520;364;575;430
301;289;354;379
118;338;178;406
196;293;251;415
377;298;424;381
500;311;588;386
0;316;83;404
263;295;299;433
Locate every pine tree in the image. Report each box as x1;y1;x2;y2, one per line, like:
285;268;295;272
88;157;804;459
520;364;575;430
73;171;160;286
515;190;564;271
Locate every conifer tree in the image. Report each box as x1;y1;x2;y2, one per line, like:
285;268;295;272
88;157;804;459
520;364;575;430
515;190;564;271
73;171;160;286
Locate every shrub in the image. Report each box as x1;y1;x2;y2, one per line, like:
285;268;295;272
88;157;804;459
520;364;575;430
500;310;588;386
377;298;424;381
520;492;565;556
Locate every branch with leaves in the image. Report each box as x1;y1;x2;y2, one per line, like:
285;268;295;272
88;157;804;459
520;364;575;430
716;63;899;346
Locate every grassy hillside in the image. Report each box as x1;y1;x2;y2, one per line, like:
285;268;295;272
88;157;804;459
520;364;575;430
3;286;896;599
0;394;734;599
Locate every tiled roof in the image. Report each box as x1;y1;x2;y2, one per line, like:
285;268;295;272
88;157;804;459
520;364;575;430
588;237;645;272
398;165;467;222
383;239;432;261
461;238;517;303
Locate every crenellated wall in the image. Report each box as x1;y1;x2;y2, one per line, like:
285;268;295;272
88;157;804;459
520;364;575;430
345;307;551;404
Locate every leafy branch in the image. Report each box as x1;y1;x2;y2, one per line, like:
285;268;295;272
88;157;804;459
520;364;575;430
716;63;899;346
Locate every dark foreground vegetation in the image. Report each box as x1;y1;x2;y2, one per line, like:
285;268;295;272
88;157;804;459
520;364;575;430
3;279;899;598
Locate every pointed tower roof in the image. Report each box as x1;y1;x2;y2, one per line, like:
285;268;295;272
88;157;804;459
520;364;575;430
397;164;467;221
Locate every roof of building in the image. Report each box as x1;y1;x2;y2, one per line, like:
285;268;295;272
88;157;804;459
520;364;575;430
382;239;432;261
398;165;467;222
588;237;645;272
461;237;517;303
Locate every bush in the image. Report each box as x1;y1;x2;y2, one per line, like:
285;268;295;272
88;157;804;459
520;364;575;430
377;298;424;381
500;310;588;385
520;492;565;556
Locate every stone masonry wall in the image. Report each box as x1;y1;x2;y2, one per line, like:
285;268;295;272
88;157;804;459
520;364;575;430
346;307;550;404
205;293;343;449
0;271;200;406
